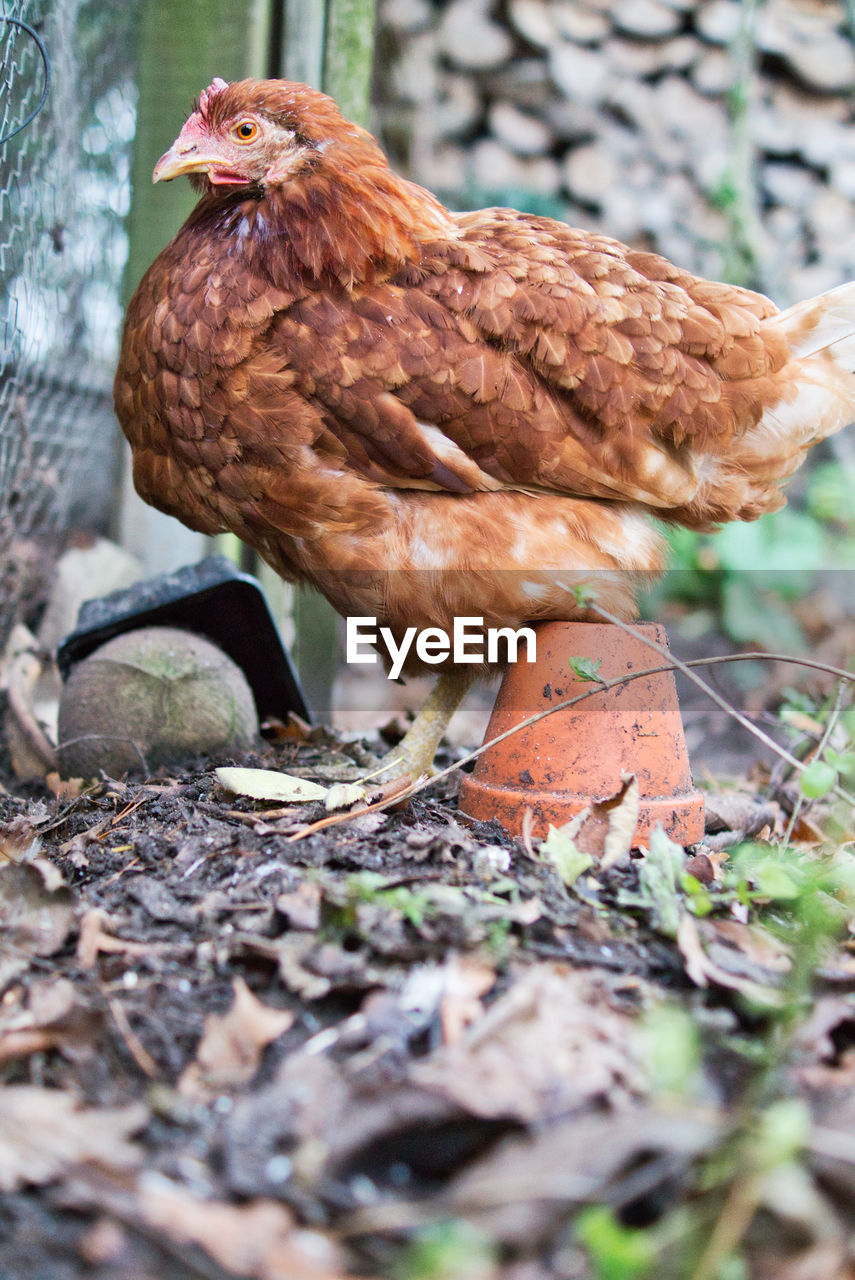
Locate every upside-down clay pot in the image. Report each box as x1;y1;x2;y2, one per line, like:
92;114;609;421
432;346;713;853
458;621;705;846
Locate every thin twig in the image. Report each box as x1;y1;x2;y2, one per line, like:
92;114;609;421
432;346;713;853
586;603;855;810
683;651;855;685
690;1171;763;1280
590;606;815;772
286;644;855;842
103;990;159;1079
783;681;846;845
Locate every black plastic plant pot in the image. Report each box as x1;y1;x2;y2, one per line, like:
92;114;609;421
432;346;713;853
57;555;310;726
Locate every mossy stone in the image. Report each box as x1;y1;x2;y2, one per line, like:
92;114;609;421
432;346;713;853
57;626;259;777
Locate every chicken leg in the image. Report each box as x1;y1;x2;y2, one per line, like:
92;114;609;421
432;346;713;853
377;668;478;781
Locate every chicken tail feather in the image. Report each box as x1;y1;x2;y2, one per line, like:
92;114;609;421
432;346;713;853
685;280;855;527
760;279;855;450
771;278;855;363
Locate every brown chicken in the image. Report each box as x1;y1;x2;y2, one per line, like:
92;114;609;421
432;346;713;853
115;76;855;776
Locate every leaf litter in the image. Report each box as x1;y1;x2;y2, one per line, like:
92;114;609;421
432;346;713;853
1;717;855;1279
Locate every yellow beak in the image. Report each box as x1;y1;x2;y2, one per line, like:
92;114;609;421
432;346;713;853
152;143;221;183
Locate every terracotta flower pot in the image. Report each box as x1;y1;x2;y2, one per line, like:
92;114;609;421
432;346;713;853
458;621;705;846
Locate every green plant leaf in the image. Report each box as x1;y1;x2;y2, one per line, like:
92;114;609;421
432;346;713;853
618;825;685;936
842;704;855;741
541;825;594;888
753;1099;810;1170
714;510;824;574
721;577;805;652
638;825;685;936
747;856;804;901
576;1205;655;1280
824;747;855;777
641;1003;701;1101
806;461;855;528
569;655;603;683
396;1220;496;1280
799;759;837;799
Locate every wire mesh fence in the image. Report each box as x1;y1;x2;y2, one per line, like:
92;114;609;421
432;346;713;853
0;0;137;645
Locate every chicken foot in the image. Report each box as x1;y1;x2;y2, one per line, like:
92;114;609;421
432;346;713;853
376;667;478;781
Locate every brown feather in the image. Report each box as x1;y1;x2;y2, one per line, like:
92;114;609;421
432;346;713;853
116;76;855;682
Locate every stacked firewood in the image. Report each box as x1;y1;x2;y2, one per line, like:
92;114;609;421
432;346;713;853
375;0;855;300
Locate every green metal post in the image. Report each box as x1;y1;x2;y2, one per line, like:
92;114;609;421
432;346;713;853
278;0;378;716
123;0;270;305
323;0;377;125
122;0;378;716
118;0;272;574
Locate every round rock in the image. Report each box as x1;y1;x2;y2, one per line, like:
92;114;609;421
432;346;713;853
58;626;259;778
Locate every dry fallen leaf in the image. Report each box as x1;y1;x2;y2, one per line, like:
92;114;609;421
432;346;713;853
349;955;498;1065
76;907;165;970
218;768;368;812
216;766;329;803
707;918;793;974
703;789;782;841
348;1104;719;1248
437;954;497;1047
793;995;855;1083
540;775;640;885
2;624;58;779
0;861;75;992
178;976;294;1099
599;774;641;868
322;781;368;810
520;806;536;860
761;1242;849;1280
412;962;644;1123
0;816;43;864
677;913;785;1007
0;976;102;1065
138;1171;360;1279
684;852;715;885
45;771;86;801
276;881;323;931
260;710;315;742
0;1086;145;1192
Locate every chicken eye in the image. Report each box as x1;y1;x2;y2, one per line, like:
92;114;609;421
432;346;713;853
233;120;258;143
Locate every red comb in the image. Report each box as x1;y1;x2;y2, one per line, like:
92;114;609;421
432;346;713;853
198;77;228;115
